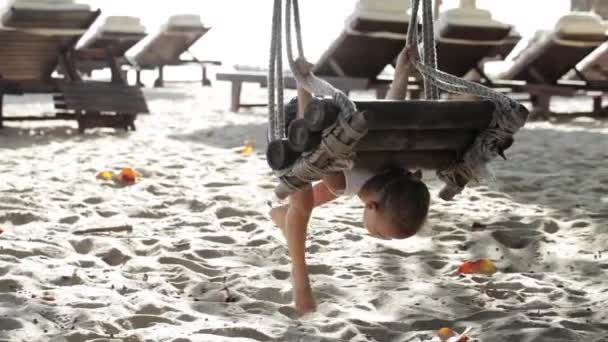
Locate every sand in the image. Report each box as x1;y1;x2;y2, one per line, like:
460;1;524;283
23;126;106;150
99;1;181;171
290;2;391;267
0;83;607;342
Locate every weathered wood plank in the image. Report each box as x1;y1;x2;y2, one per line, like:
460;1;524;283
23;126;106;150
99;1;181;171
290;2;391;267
357;100;495;130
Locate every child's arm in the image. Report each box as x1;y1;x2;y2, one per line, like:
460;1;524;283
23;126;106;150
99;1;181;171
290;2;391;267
285;185;316;313
386;46;416;100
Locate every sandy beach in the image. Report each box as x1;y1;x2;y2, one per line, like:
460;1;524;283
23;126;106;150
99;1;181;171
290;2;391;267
0;83;607;342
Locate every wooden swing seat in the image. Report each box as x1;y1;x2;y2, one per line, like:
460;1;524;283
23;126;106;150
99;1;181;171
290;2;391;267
270;98;499;173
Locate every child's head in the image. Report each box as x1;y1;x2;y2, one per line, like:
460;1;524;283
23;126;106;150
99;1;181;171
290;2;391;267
361;169;430;240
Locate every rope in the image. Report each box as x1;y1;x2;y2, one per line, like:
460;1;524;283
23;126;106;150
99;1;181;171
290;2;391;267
421;0;439;99
404;0;527;199
267;0;278;141
284;0;357;120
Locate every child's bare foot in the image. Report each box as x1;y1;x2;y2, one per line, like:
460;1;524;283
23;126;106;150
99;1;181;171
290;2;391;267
270;205;288;235
293;283;317;314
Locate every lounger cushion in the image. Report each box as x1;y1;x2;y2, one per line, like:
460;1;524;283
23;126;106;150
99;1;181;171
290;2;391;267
98;16;146;34
7;0;90;11
162;14;207;32
352;0;410;23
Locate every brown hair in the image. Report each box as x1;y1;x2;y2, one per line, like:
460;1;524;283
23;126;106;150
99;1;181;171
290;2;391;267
376;169;430;238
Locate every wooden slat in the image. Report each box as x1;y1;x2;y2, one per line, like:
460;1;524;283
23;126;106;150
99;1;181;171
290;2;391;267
355;129;478;152
355;150;460;171
133;30;207;66
59;82;149;114
3;8;100;30
357;100;495;130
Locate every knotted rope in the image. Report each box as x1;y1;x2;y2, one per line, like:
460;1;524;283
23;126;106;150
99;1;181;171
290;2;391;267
406;0;527;199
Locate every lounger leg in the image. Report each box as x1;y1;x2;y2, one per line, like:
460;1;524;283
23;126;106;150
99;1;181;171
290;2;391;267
230;81;243;112
530;94;551;120
375;87;388;100
154;66;164;88
592;96;602;113
136;70;144;87
0;92;4;129
202;65;211;87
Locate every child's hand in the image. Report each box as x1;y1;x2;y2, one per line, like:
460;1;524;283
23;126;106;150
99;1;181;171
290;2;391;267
293;283;317;314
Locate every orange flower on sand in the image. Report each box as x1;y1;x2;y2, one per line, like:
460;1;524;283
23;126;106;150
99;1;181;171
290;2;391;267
119;168;140;184
458;259;497;275
96;168;141;185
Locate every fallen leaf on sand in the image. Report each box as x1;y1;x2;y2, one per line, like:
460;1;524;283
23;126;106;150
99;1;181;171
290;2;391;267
237;140;255;155
96;170;114;181
458;259;497;275
437;327;471;342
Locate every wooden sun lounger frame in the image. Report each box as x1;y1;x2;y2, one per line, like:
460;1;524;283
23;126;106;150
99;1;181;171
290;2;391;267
77;31;148;76
0;9;149;132
476;66;608;120
132;26;221;88
215;71;396;112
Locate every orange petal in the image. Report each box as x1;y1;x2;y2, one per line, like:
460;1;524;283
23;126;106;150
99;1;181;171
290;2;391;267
458;259;497;275
120;168;138;183
438;328;456;341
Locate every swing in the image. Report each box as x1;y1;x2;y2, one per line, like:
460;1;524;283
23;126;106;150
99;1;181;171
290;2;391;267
266;0;528;201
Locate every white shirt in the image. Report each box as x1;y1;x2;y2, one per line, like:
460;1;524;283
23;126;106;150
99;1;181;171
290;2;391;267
342;168;376;197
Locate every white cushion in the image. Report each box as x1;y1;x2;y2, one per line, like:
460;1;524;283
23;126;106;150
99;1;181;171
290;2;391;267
351;0;410;23
9;0;90;11
98;16;145;34
555;12;606;36
166;14;204;28
437;7;510;28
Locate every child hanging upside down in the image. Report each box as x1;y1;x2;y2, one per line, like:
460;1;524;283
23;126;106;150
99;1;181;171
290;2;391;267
270;47;431;314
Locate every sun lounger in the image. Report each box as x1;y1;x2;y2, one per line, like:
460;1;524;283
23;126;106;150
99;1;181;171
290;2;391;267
486;12;608;119
217;0;409;112
0;0;149;132
1;0;96;29
77;16;147;75
499;12;607;84
131;14;221;87
435;0;512;77
313;0;410;78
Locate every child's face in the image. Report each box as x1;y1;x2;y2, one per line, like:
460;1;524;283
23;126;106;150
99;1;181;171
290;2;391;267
362;205;400;240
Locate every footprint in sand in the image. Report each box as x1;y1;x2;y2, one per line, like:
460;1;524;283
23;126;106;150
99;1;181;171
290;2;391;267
0;211;44;225
215;207;261;219
201;235;237;244
195;328;272;342
492;230;542;249
0;278;22;293
96;247;131;266
83;197;104;205
271;269;290;280
543;220;560;234
70;239;94;254
195;249;235;259
158;257;220;277
58;215;79;224
116;315;177;330
247;239;270;247
0;318;23;330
